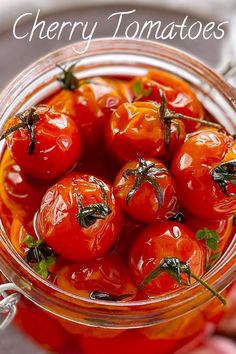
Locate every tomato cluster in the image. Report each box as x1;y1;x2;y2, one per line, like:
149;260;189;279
0;65;235;304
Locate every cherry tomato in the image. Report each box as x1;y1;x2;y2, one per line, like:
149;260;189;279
56;253;136;300
0;149;49;219
36;173;121;261
171;129;236;218
44;89;77;119
106;101;185;161
129;69;204;131
114;157;179;223
3;105;81;180
129;221;205;296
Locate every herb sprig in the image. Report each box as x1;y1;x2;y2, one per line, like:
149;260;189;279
25;235;56;279
195;228;220;251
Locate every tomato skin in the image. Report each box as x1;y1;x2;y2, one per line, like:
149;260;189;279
44;89;77;119
114;158;179;223
171;130;236;219
37;173;122;262
129;221;205;296
56;253;136;299
106;101;185;161
74;77;126;150
129;70;204;132
0;149;49;219
5;105;81;180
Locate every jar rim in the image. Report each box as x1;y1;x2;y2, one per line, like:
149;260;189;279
0;38;235;325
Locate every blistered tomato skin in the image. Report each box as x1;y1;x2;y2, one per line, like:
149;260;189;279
0;149;48;219
37;173;122;262
56;253;136;300
74;77;126;150
106;101;185;161
4;105;81;180
114;158;179;223
129;70;204;132
171;130;236;219
129;221;205;296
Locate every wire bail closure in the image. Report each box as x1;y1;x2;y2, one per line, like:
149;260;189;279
0;283;21;331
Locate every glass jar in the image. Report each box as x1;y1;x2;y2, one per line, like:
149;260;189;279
0;38;236;354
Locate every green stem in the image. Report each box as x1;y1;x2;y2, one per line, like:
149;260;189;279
190;273;226;305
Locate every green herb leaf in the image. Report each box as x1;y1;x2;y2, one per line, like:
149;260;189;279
133;80;143;96
195;228;219;251
25;235;38;248
32;256;56;279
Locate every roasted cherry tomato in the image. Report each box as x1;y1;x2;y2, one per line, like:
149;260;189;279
2;105;81;180
56;253;136;300
129;221;205;296
171;129;236;218
53;66;127;151
36;173;121;261
106;101;186;161
129;69;204;132
0;149;49;219
114;157;179;223
44;89;77;119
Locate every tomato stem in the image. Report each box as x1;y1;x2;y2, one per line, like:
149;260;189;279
76;178;111;228
56;63;79;91
138;257;226;305
0;107;40;154
190;273;226;305
90;291;133;301
211;160;236;196
122;157;169;207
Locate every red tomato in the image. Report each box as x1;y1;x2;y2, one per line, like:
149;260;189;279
114;157;179;223
79;329;181;354
171;129;236;218
129;221;205;296
56;253;136;300
129;69;204;131
44;89;77;119
36;173;121;261
106;101;185;161
3;105;81;180
0;149;49;219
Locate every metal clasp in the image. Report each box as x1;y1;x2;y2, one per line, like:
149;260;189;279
0;283;21;331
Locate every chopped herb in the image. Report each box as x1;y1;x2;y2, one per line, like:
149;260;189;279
133;80;153;101
25;236;57;279
139;257;226;305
